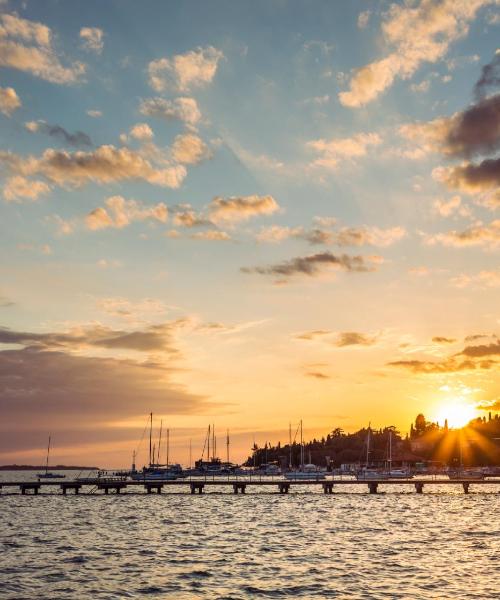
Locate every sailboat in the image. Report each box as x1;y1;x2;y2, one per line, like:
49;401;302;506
385;429;412;479
355;426;385;480
285;420;325;480
131;413;184;480
37;435;66;479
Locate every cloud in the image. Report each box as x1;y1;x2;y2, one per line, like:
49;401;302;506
139;96;201;127
295;329;377;347
357;10;371;29
387;357;490;373
474;50;500;99
171;206;212;228
459;341;500;358
476;398;500;411
0;144;187;189
432;195;463;217
85;195;168;230
450;270;500;288
0;322;182;354
86;109;102;118
0;13;85;84
334;332;376;347
129;123;154;141
432;336;457;344
79;27;104;54
191;230;231;241
403;94;500;161
208;195;279;224
306;371;330;379
171;133;210;165
294;329;331;341
434;157;500;193
0;85;20;115
96;297;169;322
242;251;381;280
388;337;500;373
256;224;406;247
0;347;206;438
339;0;493;107
0;295;14;308
3;175;50;202
25;119;92;147
425;219;500;248
147;46;223;92
307;132;382;169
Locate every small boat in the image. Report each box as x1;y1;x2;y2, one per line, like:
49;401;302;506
285;463;326;480
447;468;484;480
37;435;66;479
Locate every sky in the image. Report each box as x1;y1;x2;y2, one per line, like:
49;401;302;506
0;0;499;468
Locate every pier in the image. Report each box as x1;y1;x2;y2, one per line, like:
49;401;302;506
0;477;499;495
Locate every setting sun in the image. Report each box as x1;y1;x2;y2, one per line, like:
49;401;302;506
434;402;478;429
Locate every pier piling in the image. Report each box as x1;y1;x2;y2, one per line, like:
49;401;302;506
415;482;424;494
368;482;378;494
463;482;470;494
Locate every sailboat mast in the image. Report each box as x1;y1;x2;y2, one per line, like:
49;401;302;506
366;426;370;467
212;424;216;460
45;435;51;474
207;425;210;462
289;422;292;469
166;428;170;467
226;429;229;464
300;420;304;469
389;430;392;470
149;412;153;467
157;420;163;465
189;438;192;469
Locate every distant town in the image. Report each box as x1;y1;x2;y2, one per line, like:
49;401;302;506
245;413;500;470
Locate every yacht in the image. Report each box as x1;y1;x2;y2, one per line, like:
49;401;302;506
37;435;66;479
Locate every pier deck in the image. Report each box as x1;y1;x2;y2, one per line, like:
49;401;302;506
0;477;499;495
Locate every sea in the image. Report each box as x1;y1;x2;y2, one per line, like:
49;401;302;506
1;470;499;599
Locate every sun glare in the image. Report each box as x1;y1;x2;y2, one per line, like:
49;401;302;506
435;401;477;429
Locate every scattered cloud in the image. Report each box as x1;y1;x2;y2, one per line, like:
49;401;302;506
139;96;201;128
191;230;231;241
432;336;457;344
402;94;500;159
474;50;500;100
96;297;169;322
171;133;211;165
242;251;382;280
0;144;187;189
0;85;20;115
450;270;500;288
171;206;212;228
357;10;371;29
129;123;154;141
3;175;50;202
86;195;168;230
459;341;500;358
307;132;382;169
25;119;92;147
86;109;102;118
148;46;223;92
334;332;376;347
425;219;500;248
256;223;406;247
433;157;500;194
339;0;493;107
0;13;85;84
79;26;104;54
209;195;279;224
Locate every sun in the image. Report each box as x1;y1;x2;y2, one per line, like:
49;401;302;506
435;401;477;429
